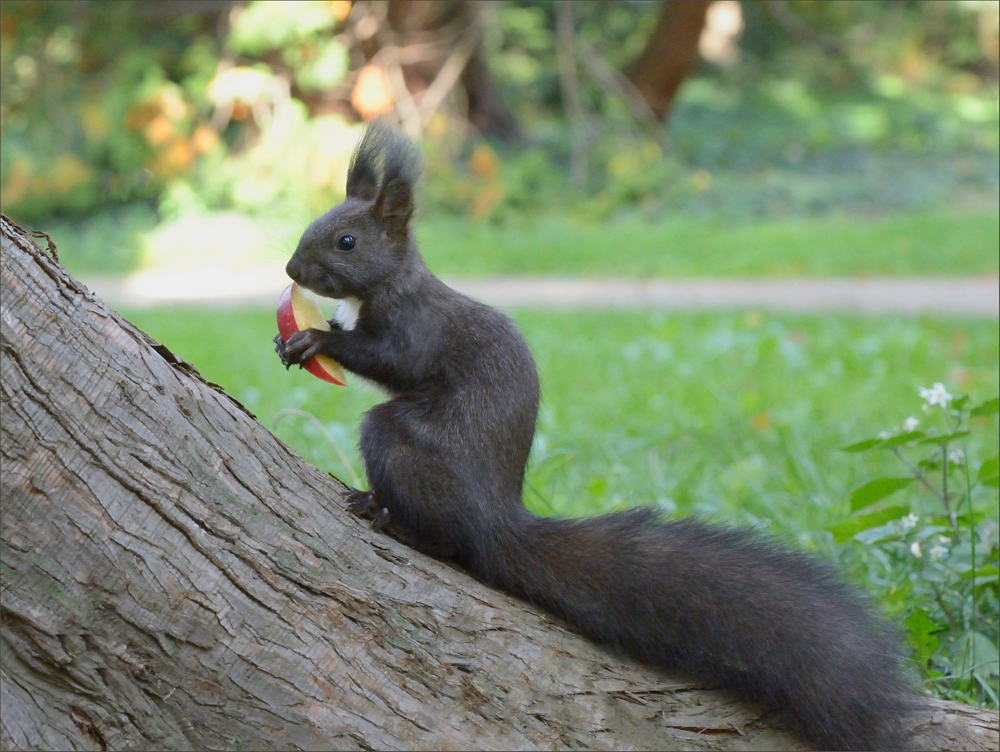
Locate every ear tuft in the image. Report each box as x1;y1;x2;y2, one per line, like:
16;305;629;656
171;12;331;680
346;120;423;233
345;122;386;200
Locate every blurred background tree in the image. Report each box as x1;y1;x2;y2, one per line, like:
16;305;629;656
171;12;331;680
1;0;997;272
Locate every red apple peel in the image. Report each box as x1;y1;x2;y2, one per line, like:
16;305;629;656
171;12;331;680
276;283;348;386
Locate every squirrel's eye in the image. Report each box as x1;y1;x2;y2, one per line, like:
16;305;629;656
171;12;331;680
336;235;356;251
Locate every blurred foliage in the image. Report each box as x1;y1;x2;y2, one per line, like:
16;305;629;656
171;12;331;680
0;0;998;269
0;0;359;228
432;0;999;222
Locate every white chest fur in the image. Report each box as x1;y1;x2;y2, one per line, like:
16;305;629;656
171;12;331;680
332;296;361;331
329;296;395;397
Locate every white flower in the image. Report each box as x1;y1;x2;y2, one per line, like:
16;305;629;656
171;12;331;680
899;513;919;531
879;430;893;439
929;545;948;561
910;541;922;558
919;382;953;408
902;416;920;432
948;449;964;464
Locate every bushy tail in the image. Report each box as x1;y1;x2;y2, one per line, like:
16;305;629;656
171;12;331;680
492;509;914;751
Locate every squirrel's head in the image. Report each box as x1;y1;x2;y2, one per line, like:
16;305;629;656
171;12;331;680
286;120;422;299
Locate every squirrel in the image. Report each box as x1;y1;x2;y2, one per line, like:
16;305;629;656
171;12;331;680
275;122;914;751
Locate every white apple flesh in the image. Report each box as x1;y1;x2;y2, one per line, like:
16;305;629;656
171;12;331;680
276;283;348;386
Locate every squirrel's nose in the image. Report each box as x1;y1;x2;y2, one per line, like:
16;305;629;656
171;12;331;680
285;256;302;282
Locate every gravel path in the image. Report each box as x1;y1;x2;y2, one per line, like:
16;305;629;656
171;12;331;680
83;273;999;316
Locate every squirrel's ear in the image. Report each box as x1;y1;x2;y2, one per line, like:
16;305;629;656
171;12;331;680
373;178;414;233
346;161;380;201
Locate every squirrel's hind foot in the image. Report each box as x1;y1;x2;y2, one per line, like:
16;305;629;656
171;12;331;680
346;490;391;532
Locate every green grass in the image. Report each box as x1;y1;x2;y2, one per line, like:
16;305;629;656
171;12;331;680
42;206;999;279
120;306;998;547
416;210;999;278
120;305;1000;704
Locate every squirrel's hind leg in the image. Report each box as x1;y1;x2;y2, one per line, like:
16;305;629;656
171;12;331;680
358;403;469;560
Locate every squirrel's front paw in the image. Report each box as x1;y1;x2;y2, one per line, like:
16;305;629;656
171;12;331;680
273;333;292;370
281;328;332;366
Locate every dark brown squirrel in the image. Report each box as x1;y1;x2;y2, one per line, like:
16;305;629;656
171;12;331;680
275;122;915;751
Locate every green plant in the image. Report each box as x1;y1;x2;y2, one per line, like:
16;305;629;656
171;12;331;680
837;386;999;707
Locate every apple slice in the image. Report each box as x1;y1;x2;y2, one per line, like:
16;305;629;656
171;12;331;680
276;283;347;386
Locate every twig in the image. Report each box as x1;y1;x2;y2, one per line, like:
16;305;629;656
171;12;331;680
941;442;955;530
384;62;423;138
764;1;843;56
574;36;667;145
371;40;451;68
416;23;482;124
930;661;1000;681
555;2;588;189
273;408;363;488
349;0;389;42
892;447;946;504
962;447;978;666
929;581;961;633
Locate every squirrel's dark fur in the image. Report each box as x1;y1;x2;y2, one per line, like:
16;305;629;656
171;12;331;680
278;122;915;751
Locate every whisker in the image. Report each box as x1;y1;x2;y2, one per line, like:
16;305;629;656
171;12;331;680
268;219;294;258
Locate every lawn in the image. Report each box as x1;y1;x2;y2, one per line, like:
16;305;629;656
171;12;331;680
121;306;998;544
48;207;999;279
418;210;999;278
120;304;1000;703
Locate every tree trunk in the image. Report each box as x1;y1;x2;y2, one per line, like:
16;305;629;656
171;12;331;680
1;216;997;752
628;0;710;120
461;43;523;143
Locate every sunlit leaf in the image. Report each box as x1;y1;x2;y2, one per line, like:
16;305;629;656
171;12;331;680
828;504;909;544
904;607;943;668
918;429;970;445
970;397;1000;416
960;566;1000;586
977;456;999;487
881;431;925;448
952;631;1000;680
849;477;914;512
853;522;899;545
229;1;338;55
294;41;348;91
840;438;883;453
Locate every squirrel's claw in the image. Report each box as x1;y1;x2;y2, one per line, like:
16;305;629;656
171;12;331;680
346;490;379;518
273;333;292;370
371;507;391;532
282;329;327;366
347;490;389;531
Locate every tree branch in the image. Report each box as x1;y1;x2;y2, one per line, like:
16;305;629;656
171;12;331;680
764;1;844;56
555;2;588;189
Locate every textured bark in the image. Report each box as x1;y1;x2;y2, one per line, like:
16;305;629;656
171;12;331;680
0;215;997;752
628;1;710;120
